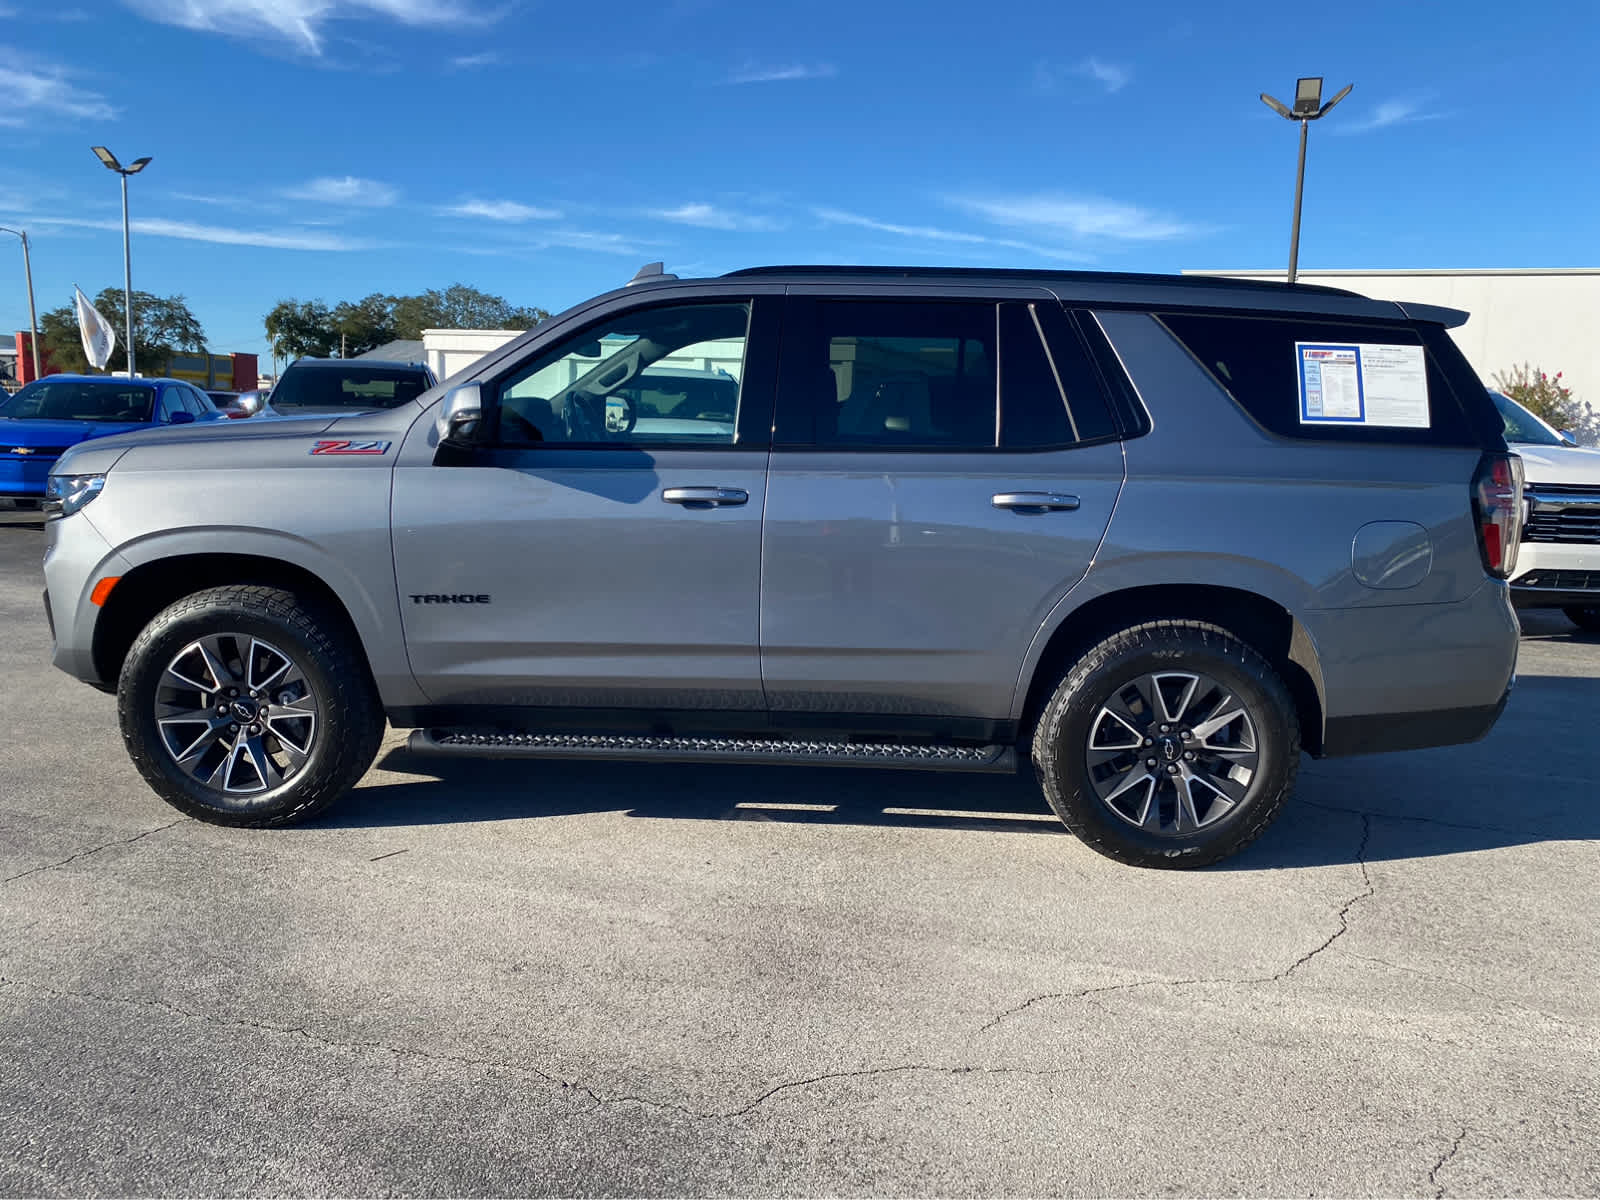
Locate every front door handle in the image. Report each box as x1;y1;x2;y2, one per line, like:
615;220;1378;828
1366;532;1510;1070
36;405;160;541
992;492;1081;513
662;486;749;507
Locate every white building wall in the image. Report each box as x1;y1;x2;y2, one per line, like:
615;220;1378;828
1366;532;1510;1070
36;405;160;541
421;328;527;383
1185;270;1600;408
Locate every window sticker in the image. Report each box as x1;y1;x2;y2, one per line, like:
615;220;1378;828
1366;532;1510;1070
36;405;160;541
1296;342;1430;428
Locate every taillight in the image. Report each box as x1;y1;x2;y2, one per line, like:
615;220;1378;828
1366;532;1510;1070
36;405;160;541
1471;452;1525;578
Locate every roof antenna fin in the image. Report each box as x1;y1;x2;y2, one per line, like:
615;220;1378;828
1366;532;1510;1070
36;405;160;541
628;261;678;286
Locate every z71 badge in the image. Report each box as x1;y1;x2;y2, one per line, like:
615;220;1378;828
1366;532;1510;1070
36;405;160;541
309;439;391;456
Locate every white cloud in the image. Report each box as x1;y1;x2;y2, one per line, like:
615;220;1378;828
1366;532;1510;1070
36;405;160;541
122;0;495;55
1034;56;1131;96
649;202;782;232
727;62;837;84
282;175;399;206
815;207;988;244
814;207;1092;262
952;194;1199;241
0;65;116;122
1077;57;1130;93
1335;97;1446;135
441;197;561;222
35;214;377;251
449;51;500;69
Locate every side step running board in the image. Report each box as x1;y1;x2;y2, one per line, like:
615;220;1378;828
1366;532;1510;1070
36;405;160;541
407;729;1017;773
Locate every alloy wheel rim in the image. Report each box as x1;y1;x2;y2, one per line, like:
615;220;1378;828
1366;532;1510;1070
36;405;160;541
155;634;319;796
1084;670;1260;836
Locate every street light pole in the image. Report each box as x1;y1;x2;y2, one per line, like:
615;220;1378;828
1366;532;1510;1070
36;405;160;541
120;171;133;377
0;226;40;381
1260;78;1351;284
90;146;152;377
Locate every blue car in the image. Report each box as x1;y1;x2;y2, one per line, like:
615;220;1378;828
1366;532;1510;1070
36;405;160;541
0;374;224;505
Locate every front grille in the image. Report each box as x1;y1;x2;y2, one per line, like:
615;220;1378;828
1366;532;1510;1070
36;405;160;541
1523;482;1600;545
1512;569;1600;591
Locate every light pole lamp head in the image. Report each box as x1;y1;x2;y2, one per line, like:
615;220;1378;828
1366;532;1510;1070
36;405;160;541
1293;77;1324;116
1316;84;1353;118
91;145;123;171
127;156;153;174
1260;92;1295;120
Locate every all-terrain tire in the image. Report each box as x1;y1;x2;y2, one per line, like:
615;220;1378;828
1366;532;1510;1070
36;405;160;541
1032;620;1300;869
117;585;384;826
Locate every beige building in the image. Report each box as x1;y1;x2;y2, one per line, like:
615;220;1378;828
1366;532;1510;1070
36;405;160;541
1185;269;1600;408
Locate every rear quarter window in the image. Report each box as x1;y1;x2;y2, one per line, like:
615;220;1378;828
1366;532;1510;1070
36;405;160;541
1157;312;1485;447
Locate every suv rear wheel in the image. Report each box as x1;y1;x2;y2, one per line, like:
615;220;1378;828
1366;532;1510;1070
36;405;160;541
1032;620;1300;869
117;585;383;826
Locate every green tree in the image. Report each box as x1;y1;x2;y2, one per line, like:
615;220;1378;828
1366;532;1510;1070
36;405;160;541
389;284;548;340
1492;363;1598;446
264;299;337;360
330;292;397;357
40;288;207;375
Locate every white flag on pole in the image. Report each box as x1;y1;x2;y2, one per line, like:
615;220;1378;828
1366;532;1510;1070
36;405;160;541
74;285;116;370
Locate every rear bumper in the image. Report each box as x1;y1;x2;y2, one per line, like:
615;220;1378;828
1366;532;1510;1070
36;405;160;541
1301;580;1518;758
1321;689;1511;757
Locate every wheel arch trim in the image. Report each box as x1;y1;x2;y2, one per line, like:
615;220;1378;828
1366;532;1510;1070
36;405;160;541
1011;567;1328;754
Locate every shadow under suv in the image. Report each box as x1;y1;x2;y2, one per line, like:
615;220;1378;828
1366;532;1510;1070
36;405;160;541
41;264;1522;868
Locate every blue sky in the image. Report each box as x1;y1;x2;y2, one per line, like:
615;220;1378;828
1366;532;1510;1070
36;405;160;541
3;0;1596;368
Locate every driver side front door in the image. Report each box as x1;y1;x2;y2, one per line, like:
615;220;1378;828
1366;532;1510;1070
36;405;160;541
391;292;780;717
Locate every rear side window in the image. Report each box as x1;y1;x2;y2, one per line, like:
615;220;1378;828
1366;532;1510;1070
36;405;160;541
1158;312;1481;446
777;300;997;449
999;302;1119;449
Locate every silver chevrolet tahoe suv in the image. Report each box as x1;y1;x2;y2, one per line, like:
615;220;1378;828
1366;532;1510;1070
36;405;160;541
41;265;1524;868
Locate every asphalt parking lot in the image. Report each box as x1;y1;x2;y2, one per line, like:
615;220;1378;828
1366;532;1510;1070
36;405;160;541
1;511;1596;1197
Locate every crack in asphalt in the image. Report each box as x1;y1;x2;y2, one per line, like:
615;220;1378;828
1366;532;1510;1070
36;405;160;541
1342;952;1584;1030
976;813;1376;1034
0;974;1061;1120
1;819;188;885
1428;1126;1468;1197
1275;813;1373;979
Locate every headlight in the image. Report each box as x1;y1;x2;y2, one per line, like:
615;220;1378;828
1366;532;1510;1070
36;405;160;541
44;473;106;519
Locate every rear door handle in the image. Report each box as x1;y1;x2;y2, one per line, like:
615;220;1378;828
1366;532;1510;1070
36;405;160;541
992;492;1081;513
662;486;749;507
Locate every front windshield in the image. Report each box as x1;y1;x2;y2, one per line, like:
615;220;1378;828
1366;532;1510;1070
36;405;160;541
270;365;428;412
0;380;154;423
1489;390;1564;446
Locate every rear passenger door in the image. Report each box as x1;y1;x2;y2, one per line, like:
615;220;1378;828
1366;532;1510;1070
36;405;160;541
760;294;1126;722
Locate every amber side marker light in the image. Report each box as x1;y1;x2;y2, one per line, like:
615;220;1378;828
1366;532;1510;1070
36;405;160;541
90;577;121;607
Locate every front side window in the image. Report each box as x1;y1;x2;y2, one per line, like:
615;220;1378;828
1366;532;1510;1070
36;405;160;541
0;380;154;423
495;302;750;446
779;301;997;449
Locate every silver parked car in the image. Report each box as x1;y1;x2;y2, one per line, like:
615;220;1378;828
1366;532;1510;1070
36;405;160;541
41;264;1522;868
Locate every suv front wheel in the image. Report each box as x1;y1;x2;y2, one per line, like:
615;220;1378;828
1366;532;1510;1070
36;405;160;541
118;585;384;826
1033;620;1300;869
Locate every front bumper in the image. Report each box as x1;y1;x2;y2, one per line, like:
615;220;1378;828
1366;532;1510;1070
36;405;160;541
0;456;55;498
43;511;133;687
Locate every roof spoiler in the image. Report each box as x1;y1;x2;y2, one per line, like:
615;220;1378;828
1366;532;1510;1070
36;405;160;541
1397;301;1469;328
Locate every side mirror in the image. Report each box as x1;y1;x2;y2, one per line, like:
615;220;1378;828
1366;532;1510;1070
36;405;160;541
1559;430;1579;447
169;410;196;425
238;392;264;417
436;381;483;444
